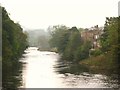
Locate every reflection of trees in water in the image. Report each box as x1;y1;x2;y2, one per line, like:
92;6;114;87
101;65;120;88
101;74;120;88
54;59;120;88
118;69;120;88
54;59;89;75
2;60;23;90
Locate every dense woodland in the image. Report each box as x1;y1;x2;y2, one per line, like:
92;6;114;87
2;6;28;90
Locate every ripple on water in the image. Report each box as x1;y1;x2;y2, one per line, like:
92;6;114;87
20;47;120;88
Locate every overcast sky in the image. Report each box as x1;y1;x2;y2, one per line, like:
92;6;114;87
1;0;119;30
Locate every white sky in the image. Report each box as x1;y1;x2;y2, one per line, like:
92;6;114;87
1;0;119;30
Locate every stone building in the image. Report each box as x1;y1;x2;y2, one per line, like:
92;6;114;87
81;25;103;49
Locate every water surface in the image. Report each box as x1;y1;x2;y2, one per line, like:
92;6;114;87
20;47;119;88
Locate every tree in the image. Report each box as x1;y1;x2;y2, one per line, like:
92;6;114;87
49;25;69;53
63;27;82;61
100;17;120;62
74;41;91;61
2;6;28;89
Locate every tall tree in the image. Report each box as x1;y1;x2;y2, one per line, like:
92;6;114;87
2;6;28;89
100;17;120;61
63;27;82;61
49;25;69;53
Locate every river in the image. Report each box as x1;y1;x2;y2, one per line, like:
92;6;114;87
19;47;119;88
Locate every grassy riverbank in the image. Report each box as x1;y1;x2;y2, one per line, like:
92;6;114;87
79;53;118;74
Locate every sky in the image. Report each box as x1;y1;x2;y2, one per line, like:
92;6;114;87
1;0;120;30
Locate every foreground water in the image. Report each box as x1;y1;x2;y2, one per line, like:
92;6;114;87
19;47;119;88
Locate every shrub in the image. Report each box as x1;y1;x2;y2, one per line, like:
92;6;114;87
90;49;102;56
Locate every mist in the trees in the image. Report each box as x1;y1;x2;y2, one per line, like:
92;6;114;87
25;29;50;50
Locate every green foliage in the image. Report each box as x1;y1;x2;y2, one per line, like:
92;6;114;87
90;49;102;57
118;17;120;62
80;53;118;74
100;17;120;60
49;25;69;53
2;6;28;89
63;28;82;61
74;41;91;61
49;26;91;62
2;7;28;61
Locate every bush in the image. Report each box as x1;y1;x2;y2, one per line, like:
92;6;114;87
74;41;91;62
90;49;102;56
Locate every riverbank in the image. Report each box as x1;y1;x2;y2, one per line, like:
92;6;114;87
37;47;59;53
79;53;118;75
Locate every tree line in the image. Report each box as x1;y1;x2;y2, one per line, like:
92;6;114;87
49;17;120;65
2;6;28;90
49;25;91;62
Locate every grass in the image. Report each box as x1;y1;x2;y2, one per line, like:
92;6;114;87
79;53;118;74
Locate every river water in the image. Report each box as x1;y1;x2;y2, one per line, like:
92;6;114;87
19;47;119;88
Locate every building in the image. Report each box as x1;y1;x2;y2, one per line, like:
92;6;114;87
81;25;103;49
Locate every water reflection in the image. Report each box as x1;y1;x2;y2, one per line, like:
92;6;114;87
54;60;108;88
54;59;120;88
20;47;120;88
54;60;89;75
2;60;23;90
